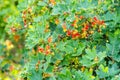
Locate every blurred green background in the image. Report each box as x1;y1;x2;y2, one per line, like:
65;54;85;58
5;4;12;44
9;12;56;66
0;0;23;80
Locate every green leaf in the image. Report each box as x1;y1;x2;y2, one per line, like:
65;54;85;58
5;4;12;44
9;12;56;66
46;55;52;63
38;53;45;60
51;5;61;15
25;24;46;49
56;41;66;51
97;51;106;62
37;1;47;6
85;48;97;60
106;31;120;62
103;11;115;21
46;65;54;73
74;70;83;80
72;42;85;56
54;53;63;60
80;58;93;67
34;16;42;22
65;45;74;53
109;63;120;76
28;69;42;80
49;76;56;80
58;68;73;80
96;64;109;78
66;13;75;22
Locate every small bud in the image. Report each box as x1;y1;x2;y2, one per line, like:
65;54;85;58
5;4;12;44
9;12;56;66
11;27;16;33
48;36;52;43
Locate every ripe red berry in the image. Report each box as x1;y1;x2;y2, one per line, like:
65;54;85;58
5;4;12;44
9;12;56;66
91;22;96;26
11;27;16;33
71;30;80;39
45;49;51;55
66;29;72;36
48;36;52;43
84;24;89;30
14;35;20;42
46;45;50;50
37;60;40;64
62;22;67;32
38;46;44;53
80;16;84;19
100;20;104;25
93;17;98;21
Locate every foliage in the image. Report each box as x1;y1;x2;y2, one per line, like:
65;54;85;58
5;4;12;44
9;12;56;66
0;0;120;80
